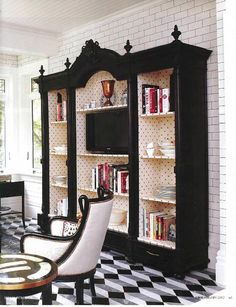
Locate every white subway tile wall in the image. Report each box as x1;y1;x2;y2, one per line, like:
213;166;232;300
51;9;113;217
0;54;18;67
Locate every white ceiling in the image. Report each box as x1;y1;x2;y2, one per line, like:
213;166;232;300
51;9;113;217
0;0;153;34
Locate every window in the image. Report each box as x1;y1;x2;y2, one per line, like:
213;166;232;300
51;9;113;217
31;79;41;170
0;79;5;93
0;79;6;169
0;100;5;169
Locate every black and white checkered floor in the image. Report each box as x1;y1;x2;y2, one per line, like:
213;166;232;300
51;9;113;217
0;214;223;305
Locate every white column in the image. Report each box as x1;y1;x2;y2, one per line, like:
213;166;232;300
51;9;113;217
222;0;236;293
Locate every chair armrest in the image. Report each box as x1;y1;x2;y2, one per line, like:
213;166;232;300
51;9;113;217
20;232;73;262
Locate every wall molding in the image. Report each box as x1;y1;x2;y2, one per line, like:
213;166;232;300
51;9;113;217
0;22;59;56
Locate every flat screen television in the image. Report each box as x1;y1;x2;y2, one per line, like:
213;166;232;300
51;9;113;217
86;109;128;154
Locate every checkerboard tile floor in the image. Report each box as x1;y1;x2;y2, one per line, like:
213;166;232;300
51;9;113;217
0;214;223;305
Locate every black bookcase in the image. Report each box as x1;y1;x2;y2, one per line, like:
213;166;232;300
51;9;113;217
37;26;212;276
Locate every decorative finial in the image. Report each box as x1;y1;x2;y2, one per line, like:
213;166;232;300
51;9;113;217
39;65;45;76
171;25;181;41
124;40;132;54
64;58;71;69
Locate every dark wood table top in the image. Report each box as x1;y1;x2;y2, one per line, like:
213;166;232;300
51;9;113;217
0;254;57;291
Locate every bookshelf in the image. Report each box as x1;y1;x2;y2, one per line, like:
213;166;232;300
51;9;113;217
76;71;129;230
138;69;176;250
38;26;211;276
48;90;68;215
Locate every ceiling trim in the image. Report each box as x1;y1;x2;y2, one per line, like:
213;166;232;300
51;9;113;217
1;21;58;37
0;23;59;56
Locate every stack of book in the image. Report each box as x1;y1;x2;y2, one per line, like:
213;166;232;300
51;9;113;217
142;84;170;114
143;208;176;242
91;163;129;194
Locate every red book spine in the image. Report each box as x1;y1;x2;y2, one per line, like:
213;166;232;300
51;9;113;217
159;89;163;113
121;172;129;193
104;162;109;189
149;88;156;113
163;220;167;240
157;216;163;240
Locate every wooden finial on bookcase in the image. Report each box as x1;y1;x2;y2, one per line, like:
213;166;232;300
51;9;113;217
171;25;181;41
124;40;132;54
39;65;45;76
64;57;71;70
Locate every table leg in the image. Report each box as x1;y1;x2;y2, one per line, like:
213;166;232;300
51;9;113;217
42;283;52;305
17;297;23;304
22;191;25;228
0;295;6;305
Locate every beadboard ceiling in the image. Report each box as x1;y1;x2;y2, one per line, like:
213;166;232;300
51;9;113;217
1;0;153;34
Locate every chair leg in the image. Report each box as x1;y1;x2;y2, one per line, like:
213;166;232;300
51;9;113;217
90;275;96;297
16;297;23;305
75;278;84;305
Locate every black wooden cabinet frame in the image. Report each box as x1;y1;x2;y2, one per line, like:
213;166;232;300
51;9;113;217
37;26;212;276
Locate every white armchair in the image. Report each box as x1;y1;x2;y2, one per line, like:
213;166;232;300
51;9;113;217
20;187;113;304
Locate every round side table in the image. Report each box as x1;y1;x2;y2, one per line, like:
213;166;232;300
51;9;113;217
0;253;57;305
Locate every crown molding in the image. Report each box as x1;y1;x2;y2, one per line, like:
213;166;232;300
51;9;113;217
0;22;59;56
1;21;58;38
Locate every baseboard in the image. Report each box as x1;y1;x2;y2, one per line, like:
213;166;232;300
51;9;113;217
215;247;226;287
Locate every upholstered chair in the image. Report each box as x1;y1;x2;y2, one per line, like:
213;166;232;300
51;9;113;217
20;187;113;304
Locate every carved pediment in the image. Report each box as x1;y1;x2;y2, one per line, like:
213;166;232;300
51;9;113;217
81;39;101;62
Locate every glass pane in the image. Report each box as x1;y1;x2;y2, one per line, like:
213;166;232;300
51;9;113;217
0;79;5;93
31;79;39;93
0;100;5;168
32;98;41;169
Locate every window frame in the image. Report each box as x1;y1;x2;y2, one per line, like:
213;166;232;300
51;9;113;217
0;96;6;170
30;78;42;172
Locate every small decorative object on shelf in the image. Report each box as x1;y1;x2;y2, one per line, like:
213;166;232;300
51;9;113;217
159;140;175;158
57;197;68;216
51;144;67;154
146;142;155;157
110;208;127;226
90;100;96;108
101;80;115;106
120;88;128;105
56;92;67;121
57;93;62;121
52;175;67;185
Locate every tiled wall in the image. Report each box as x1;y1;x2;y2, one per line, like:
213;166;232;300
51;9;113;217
17;55;46;67
215;0;225;280
47;0;220;269
0;53;18;67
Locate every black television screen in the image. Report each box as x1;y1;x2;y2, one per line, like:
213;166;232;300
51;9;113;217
86;109;128;154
